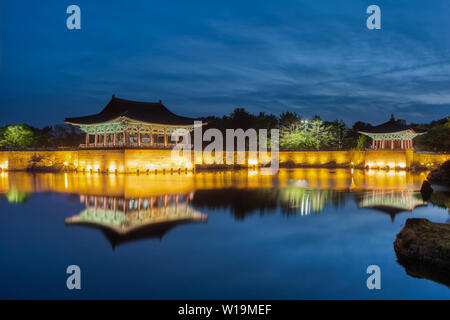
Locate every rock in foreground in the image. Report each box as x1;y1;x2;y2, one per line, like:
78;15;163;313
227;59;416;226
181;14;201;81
394;218;450;287
427;160;450;187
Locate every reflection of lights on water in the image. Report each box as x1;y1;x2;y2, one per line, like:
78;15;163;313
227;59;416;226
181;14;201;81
0;161;8;170
248;170;258;176
294;179;308;187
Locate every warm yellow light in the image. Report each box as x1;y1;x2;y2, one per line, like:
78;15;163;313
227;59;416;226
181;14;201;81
0;161;8;170
387;162;395;168
93;165;100;171
367;162;374;168
398;163;406;168
248;159;258;166
377;162;385;167
86;165;92;171
63;162;68;166
64;173;68;189
248;170;258;176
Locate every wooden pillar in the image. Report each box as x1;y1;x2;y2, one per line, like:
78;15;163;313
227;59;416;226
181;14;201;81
94;134;98;147
372;139;375;149
123;131;127;146
138;132;141;146
104;133;107;147
391;138;394;150
150;132;153;146
113;133;117;146
164;131;167;147
85;133;89;146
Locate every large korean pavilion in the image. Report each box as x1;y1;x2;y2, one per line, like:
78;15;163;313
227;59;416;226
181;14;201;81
358;115;425;150
65;95;199;148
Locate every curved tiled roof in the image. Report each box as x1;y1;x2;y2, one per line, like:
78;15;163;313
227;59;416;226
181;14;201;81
359;115;426;134
65;96;198;126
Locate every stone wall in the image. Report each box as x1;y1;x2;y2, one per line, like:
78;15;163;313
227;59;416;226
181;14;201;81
0;149;448;172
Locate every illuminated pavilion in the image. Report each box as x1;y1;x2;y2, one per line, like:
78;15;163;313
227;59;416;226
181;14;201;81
65;193;207;247
358;190;427;222
65;95;199;148
358;115;425;150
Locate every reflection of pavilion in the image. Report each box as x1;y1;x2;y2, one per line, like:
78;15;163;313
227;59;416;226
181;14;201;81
65;193;207;248
358;190;427;222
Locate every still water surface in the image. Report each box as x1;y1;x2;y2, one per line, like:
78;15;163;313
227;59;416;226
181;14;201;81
0;169;448;299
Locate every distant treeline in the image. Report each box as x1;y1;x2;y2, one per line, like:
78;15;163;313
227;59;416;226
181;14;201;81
0;109;449;151
203;109;450;152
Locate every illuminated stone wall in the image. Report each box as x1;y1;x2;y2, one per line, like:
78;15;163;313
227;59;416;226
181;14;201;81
0;149;448;172
0;150;78;171
279;150;359;166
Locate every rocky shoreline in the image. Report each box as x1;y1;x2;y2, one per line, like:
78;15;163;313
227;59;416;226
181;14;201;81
394;218;450;287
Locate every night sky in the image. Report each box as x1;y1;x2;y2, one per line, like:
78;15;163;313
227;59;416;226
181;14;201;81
0;0;449;127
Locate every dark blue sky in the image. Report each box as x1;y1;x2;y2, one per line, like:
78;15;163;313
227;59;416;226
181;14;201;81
0;0;449;127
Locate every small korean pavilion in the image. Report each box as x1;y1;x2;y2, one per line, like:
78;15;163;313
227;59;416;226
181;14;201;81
65;95;199;148
358;115;425;150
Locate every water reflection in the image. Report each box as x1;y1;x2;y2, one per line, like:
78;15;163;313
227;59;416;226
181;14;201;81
191;188;349;219
357;190;427;222
1;168;449;295
65;193;207;248
0;169;437;220
0;168;429;197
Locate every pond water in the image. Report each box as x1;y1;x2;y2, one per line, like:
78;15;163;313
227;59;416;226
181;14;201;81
0;169;448;299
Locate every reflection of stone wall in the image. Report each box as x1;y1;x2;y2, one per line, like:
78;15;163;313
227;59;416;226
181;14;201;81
0;149;449;172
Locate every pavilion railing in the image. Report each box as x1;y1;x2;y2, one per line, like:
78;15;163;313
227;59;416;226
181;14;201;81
78;142;189;149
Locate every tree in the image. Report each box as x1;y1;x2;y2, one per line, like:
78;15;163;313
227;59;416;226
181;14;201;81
307;117;331;150
328;120;350;150
279;112;300;134
356;135;367;150
0;125;35;148
412;117;450;152
279;131;318;150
